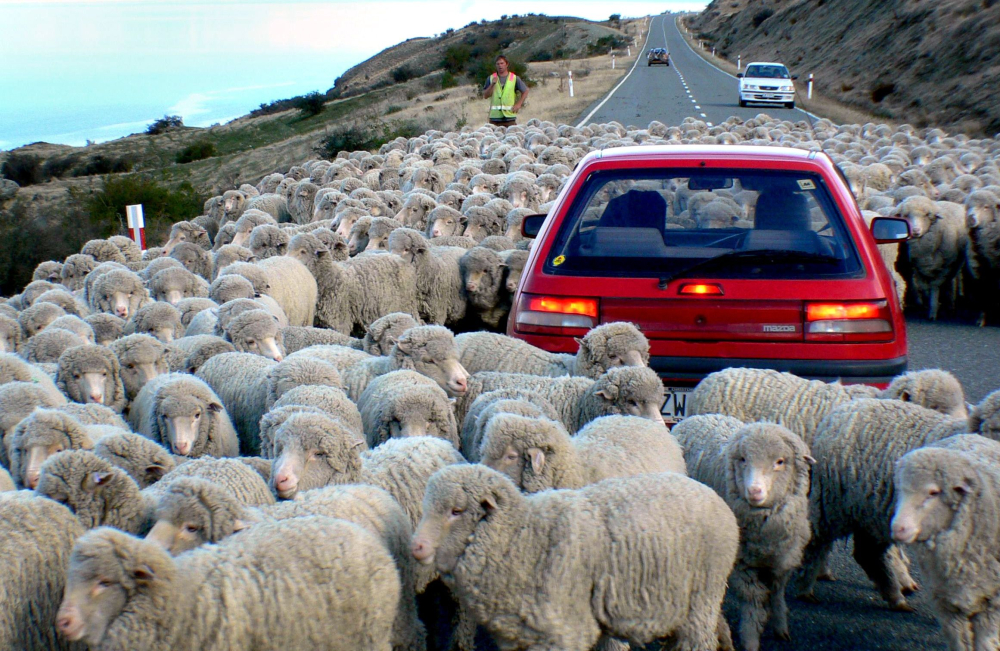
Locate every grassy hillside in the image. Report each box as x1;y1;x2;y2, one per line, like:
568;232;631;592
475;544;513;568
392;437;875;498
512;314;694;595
0;12;640;295
688;0;1000;136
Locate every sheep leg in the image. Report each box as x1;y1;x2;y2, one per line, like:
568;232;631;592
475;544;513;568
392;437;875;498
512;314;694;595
716;612;735;651
733;566;769;651
971;606;1000;651
887;545;919;595
794;538;836;602
769;571;793;641
670;577;728;651
928;285;941;321
851;532;910;611
817;548;837;582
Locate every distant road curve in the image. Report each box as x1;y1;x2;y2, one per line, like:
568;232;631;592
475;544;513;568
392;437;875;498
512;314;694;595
576;13;816;128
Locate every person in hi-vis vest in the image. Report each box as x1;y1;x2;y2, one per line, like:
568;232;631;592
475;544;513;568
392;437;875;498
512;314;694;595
482;55;528;126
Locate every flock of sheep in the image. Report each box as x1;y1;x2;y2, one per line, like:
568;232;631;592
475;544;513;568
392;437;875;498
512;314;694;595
0;113;998;651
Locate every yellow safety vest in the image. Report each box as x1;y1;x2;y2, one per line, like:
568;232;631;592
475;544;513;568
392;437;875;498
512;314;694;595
490;73;518;120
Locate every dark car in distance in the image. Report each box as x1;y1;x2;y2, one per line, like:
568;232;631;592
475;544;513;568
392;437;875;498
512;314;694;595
647;48;670;66
510;145;912;422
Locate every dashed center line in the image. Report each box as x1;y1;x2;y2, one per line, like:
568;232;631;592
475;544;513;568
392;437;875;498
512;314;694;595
666;18;709;125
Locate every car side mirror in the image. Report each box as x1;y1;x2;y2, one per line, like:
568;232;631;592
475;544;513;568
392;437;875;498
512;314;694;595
870;217;910;243
736;73;744;78
521;213;547;238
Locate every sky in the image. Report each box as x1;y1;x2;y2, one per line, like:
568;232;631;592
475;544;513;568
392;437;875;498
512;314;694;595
0;0;708;149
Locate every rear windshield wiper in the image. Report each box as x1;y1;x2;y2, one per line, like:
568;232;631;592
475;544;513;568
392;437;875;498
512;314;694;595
657;249;840;289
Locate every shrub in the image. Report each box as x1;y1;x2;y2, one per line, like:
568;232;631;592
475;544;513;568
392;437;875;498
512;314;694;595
83;175;203;242
73;155;133;177
586;35;628;55
1;153;44;186
441;71;459;89
443;45;473;73
294;92;327;117
752;9;774;28
315;119;423;159
175;141;217;164
392;66;417;83
871;83;896;103
147;115;183;135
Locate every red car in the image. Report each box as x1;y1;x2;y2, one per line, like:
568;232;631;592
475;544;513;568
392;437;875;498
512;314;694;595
509;145;911;421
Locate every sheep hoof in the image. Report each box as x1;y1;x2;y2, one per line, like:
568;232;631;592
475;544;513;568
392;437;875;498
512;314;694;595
817;572;837;582
890;600;914;613
900;581;920;596
775;630;792;642
796;592;820;604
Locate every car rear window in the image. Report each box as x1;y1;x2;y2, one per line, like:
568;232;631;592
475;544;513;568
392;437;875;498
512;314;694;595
543;168;864;280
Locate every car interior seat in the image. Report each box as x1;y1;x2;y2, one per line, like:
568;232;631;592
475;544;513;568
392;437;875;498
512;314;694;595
745;189;831;254
598;189;667;234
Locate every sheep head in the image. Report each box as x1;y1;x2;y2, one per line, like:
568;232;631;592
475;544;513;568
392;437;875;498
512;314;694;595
270;412;364;500
891;447;978;545
57;345;126;412
392;325;468;397
724;423;813;509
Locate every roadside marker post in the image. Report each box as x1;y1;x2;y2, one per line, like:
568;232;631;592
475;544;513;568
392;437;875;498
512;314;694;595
737;55;741;70
126;204;146;251
808;73;814;99
627;46;631;57
612;54;616;69
568;71;574;97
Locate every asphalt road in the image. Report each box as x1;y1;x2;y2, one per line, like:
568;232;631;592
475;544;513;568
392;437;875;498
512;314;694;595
573;13;1000;651
577;14;814;129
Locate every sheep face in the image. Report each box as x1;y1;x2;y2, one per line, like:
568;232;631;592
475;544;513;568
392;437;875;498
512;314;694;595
0;317;20;353
891;448;971;545
397;196;434;229
148;479;243;554
222;190;247;223
270;415;364;499
92;272;147;319
164;222;209;255
156;395;220;456
395;329;468;398
382;387;455;440
116;344;169;401
428;209;465;238
575;324;650;376
57;530;173;646
590;367;664;422
896;197;939;239
347;217;372;255
226;311;284;361
725;429;806;508
411;465;512;571
334;209;365;238
12;414;85;489
58;348;122;409
965;191;1000;230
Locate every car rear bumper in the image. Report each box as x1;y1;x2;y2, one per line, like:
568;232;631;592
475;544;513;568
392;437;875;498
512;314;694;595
649;355;908;385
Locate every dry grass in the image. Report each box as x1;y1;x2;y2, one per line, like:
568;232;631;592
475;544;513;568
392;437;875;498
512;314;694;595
676;16;897;127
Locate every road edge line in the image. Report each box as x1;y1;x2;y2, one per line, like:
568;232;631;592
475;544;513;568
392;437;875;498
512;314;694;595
671;15;822;122
575;16;655;129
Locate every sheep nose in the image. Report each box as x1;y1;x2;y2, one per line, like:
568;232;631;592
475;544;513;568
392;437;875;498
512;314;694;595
274;473;297;493
747;486;766;504
272;353;283;363
26;471;40;489
432;229;442;237
891;519;917;544
88;392;104;404
115;306;129;318
56;605;84;640
174;440;192;455
411;538;433;563
467;282;478;292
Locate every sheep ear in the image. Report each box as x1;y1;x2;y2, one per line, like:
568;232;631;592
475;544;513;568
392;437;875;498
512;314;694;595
232;519;250;532
86;471;112;491
481;494;498;513
395;337;413;355
459;215;468;225
803;454;817;465
527;447;546;474
144;463;169;484
898;390;911;402
596;388;617;400
207;402;223;414
131;563;157;586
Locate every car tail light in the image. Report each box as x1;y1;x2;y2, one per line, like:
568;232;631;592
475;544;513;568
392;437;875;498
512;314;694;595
805;301;894;342
678;283;724;296
515;293;598;334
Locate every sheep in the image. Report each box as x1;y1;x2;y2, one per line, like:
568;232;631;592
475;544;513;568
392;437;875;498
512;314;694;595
196;353;341;455
128;373;239;458
260;388;363;456
246;192;291;223
247;223;290;259
60;254;98;291
92;430;176;489
0;382;64;465
362;312;421;355
145;478;424;651
0;353;67;406
168;241;212;279
55;403;128;429
34;289;89;317
123;302;184;343
163;221;210;254
388;228;468;326
673;416;814;651
85;314;124;346
288;180;320;224
230;209;277;247
141;257;185;283
270;413;464;525
964;189;1000;326
211;243;254;278
396;192;438;231
287;231;420;335
220;188;251;224
147;267;208;306
81;238;127;264
477;235;516;251
33;260;64;283
23;328;87;364
411;464;739;651
219;308;285;360
108;235;142;263
333;207;368;238
0;314;21;354
0;492;85;651
163;333;233;371
8;408;96;489
459;206;505;241
798;394;1000;610
361;216;404;252
279;325;360;353
312;227;351;260
426;206;466;238
56;344;127;413
458;366;665;434
0;467;13;492
45;315;95;344
458;389;560;460
688;367;968;446
208;273;255;304
357;370;459;448
456;323;650;379
88;268;150;319
479;413;686;495
18;301;67;337
458;247;507;327
896;195;969;319
108;334;170;404
253;255;317;328
56;519;400;650
890;446;1000;651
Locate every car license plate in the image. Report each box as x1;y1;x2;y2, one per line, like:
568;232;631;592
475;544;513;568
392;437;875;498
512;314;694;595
661;387;693;423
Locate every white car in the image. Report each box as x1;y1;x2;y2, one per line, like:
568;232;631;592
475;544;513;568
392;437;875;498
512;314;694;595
737;62;797;109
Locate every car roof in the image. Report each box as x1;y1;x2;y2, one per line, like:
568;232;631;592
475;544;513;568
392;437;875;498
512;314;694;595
585;144;826;164
745;62;788;68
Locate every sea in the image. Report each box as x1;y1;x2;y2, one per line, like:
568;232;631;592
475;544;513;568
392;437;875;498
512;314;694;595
0;0;706;150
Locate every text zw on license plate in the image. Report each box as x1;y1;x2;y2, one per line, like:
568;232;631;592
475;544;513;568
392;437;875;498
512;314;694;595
661;387;693;423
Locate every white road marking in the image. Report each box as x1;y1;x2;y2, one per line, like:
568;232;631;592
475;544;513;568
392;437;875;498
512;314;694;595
700;113;707;117
575;16;655;128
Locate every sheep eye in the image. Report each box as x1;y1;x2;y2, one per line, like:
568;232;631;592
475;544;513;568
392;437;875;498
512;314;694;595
128;292;134;297
450;507;464;517
246;340;255;346
739;457;747;464
929;488;941;496
96;579;113;590
775;458;785;467
183;524;200;534
73;373;82;380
